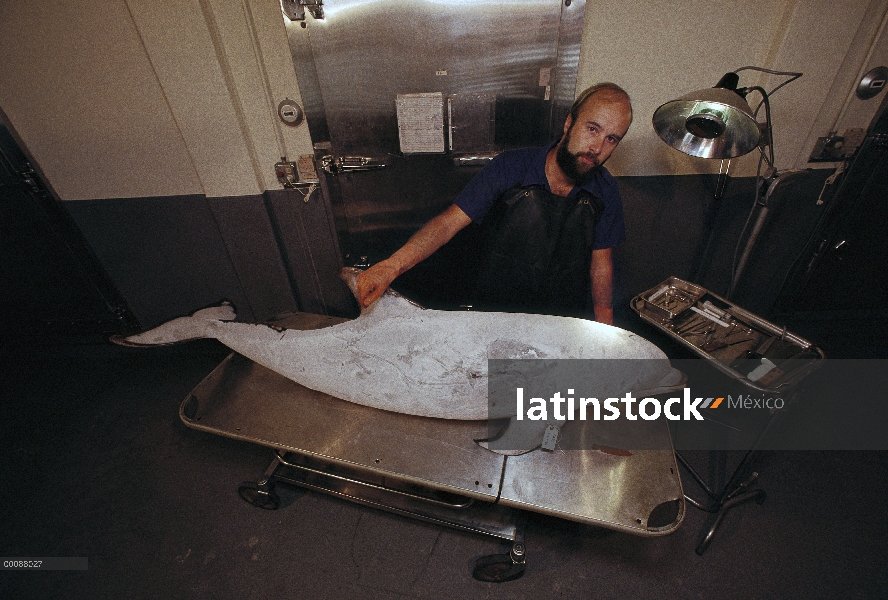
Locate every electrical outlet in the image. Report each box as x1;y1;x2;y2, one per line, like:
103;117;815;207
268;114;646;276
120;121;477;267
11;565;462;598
275;158;299;187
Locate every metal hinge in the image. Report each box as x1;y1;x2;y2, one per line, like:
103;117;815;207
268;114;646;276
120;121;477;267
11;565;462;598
18;163;43;194
320;155;386;175
281;0;324;22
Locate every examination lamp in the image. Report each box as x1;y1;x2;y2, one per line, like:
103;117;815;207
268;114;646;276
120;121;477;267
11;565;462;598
652;67;802;298
653;72;765;160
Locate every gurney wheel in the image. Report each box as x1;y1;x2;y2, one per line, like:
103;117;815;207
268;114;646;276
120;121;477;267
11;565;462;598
238;482;280;510
472;550;526;583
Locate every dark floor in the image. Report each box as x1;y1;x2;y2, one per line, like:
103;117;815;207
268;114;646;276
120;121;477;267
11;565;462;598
2;314;887;599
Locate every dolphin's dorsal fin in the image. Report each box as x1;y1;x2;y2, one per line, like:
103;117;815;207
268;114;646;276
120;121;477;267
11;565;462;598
191;302;236;322
339;266;426;317
366;287;425;318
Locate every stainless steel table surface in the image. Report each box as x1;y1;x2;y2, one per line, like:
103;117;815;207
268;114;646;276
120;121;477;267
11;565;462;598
180;312;685;536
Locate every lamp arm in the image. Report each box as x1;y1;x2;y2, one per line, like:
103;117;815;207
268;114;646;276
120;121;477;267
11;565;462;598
733;66;803;99
741;86;775;169
734;66;803;169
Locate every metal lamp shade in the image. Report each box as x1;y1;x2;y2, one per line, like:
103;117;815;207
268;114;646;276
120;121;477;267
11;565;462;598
652;87;761;159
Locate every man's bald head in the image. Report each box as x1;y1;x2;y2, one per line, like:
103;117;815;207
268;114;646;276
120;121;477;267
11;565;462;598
569;83;633;126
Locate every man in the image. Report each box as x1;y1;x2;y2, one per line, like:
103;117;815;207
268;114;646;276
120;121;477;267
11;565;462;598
356;83;633;325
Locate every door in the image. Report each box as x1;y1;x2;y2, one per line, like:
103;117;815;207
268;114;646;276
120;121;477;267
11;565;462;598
281;0;586;306
775;101;888;315
0;118;138;337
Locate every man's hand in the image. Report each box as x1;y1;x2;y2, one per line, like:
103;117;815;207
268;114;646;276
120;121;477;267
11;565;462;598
355;204;472;309
356;260;400;308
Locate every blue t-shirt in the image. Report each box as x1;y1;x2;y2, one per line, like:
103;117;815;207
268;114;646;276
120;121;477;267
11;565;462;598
453;143;626;250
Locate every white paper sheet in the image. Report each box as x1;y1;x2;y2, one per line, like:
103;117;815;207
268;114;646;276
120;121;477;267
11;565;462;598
396;92;445;154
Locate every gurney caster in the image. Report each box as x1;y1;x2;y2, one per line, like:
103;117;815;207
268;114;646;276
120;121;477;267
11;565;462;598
238;481;281;511
472;513;528;583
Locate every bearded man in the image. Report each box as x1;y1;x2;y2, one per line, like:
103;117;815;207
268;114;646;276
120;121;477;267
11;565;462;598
356;83;633;325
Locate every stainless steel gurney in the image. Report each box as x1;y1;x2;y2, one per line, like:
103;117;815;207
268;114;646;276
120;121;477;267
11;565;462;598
179;311;685;581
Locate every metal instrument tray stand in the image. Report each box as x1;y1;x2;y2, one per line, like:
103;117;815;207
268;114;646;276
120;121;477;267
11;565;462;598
632;277;825;553
180;312;685;581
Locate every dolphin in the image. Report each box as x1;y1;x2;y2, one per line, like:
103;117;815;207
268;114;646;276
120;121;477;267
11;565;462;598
113;268;683;451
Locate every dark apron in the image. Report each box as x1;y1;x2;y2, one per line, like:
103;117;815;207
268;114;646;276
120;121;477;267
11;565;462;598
471;184;603;316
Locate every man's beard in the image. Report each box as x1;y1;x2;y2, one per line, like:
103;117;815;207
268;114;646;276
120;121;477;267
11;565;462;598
555;132;600;184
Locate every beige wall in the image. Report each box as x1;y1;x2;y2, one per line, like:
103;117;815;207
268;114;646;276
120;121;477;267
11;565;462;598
0;1;201;199
580;0;888;176
0;0;313;200
1;0;887;198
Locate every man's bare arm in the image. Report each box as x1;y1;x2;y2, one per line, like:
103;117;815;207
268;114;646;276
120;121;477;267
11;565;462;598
590;247;614;325
356;204;473;308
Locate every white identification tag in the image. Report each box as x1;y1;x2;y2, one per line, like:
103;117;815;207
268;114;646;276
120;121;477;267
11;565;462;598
541;425;560;451
748;358;777;382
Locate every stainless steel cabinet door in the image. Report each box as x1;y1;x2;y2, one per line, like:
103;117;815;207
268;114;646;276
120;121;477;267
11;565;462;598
282;0;586;268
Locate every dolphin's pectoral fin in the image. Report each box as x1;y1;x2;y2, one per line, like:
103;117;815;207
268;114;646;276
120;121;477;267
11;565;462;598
635;368;687;397
474;417;555;456
475;439;539;456
191;302;236;322
110;301;237;347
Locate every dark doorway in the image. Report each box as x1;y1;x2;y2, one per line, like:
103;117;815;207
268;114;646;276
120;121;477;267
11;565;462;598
0;117;137;339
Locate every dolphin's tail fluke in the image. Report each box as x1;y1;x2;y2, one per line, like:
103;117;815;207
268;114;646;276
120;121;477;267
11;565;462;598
110;302;236;347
